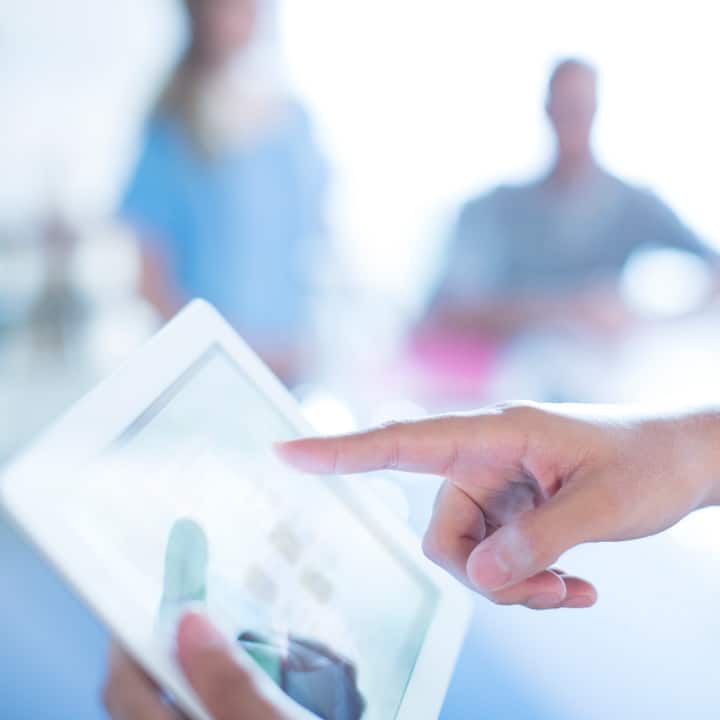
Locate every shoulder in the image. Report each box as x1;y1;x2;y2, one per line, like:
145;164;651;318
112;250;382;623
598;169;669;212
459;183;529;219
121;115;188;215
452;187;511;246
598;169;708;250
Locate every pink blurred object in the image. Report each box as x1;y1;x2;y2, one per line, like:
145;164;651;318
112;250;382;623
398;330;501;408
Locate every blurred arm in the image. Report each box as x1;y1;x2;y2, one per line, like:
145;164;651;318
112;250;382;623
641;190;720;295
139;240;184;321
418;197;629;341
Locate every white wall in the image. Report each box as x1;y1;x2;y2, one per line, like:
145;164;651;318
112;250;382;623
281;0;720;302
1;0;718;303
0;0;181;221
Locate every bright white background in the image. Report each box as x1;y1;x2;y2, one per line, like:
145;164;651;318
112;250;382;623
280;0;720;301
1;0;719;307
1;4;720;719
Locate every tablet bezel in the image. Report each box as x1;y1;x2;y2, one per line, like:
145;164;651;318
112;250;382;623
1;299;471;720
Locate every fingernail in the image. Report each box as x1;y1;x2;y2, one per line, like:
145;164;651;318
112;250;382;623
526;593;563;610
178;613;225;651
563;594;596;609
467;547;512;590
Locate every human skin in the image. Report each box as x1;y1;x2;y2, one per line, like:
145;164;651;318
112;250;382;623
104;614;309;720
277;403;720;608
105;403;720;717
185;0;258;69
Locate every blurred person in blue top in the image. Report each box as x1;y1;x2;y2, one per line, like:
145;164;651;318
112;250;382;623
121;0;327;384
418;58;716;346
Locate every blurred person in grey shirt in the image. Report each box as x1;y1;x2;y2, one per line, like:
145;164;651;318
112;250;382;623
421;58;716;343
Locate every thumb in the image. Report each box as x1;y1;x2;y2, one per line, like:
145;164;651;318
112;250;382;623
466;483;604;591
177;613;283;720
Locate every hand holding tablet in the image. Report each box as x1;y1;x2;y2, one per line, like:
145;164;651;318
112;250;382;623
105;614;298;720
2;301;469;720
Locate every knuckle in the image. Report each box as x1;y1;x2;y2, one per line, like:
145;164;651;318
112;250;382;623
490;400;525;414
421;529;452;565
378;419;405;432
494;401;542;423
491;400;524;413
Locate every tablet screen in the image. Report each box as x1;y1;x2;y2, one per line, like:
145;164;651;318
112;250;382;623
65;347;439;720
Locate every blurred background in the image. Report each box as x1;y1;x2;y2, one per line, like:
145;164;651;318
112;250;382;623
2;0;720;718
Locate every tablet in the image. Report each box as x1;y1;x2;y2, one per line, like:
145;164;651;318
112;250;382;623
1;300;471;720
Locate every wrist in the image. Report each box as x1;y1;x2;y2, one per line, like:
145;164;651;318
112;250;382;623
680;410;720;507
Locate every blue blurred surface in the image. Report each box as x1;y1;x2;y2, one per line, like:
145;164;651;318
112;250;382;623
440;607;556;720
0;517;108;720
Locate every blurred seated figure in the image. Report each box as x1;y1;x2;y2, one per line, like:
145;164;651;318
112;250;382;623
121;0;327;384
418;58;715;350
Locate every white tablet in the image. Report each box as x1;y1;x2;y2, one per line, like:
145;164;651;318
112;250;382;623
1;300;470;720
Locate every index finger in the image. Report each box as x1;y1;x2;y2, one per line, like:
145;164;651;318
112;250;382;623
276;415;486;477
